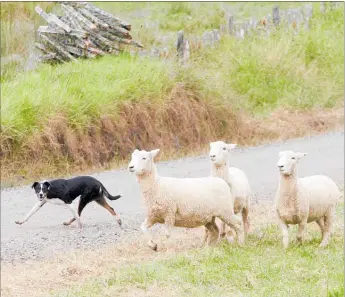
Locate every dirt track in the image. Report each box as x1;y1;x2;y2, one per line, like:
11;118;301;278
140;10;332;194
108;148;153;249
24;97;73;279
1;131;343;264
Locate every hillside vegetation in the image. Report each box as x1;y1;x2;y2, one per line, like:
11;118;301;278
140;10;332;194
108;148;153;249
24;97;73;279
1;2;344;184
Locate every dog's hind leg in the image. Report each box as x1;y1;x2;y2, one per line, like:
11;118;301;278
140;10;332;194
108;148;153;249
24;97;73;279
96;196;122;227
64;193;95;228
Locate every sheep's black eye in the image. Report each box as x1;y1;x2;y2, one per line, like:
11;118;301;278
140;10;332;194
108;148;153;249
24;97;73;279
223;147;227;151
291;157;296;160
142;157;147;160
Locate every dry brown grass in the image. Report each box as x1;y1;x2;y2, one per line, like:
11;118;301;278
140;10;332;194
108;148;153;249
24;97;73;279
1;83;343;186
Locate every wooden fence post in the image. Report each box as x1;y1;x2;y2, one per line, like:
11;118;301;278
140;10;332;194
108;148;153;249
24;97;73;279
183;39;190;65
228;15;234;35
273;6;280;26
177;30;189;65
213;29;220;43
177;30;184;61
251;17;257;30
304;4;313;30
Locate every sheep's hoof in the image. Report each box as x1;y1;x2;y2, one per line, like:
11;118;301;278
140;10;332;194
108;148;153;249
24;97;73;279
148;241;158;251
226;236;235;244
237;233;245;246
319;242;328;248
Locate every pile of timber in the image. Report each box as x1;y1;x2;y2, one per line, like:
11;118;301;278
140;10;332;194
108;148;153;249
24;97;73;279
35;2;143;63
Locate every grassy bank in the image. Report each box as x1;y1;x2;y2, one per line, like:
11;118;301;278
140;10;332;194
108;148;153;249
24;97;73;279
1;4;344;185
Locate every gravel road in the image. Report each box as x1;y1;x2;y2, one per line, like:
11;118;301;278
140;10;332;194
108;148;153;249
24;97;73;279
1;131;343;264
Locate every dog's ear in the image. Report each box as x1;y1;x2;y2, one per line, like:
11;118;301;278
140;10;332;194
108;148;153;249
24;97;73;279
43;181;52;189
31;182;39;189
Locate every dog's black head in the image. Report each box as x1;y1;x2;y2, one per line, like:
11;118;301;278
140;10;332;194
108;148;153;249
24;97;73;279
32;181;51;201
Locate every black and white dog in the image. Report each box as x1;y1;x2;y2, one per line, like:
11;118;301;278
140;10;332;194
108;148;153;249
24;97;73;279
15;176;122;228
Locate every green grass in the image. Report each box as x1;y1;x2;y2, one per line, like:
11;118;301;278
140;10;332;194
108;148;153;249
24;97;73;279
55;203;344;297
1;54;176;141
190;6;344;114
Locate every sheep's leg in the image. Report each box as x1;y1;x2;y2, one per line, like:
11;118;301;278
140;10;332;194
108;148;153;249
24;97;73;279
203;227;209;246
220;214;244;245
219;220;227;238
141;218;157;251
225;226;236;243
164;215;175;239
296;221;307;244
205;217;219;246
277;215;289;248
316;217;325;240
242;205;250;234
164;223;172;239
162;215;176;252
319;209;335;248
219;220;236;243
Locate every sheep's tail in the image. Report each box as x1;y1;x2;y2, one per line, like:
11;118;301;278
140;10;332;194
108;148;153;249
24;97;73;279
99;184;121;200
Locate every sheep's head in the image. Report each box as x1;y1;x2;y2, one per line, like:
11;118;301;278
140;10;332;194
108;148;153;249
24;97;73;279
128;149;160;176
209;141;237;166
277;150;307;176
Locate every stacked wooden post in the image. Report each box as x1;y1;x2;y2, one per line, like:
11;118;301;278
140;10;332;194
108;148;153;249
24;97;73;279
35;1;143;64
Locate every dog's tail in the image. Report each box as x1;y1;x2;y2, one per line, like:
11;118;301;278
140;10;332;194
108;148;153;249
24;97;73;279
100;184;121;200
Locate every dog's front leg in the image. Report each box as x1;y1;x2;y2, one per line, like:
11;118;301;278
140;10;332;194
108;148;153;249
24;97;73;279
66;203;82;229
15;200;46;225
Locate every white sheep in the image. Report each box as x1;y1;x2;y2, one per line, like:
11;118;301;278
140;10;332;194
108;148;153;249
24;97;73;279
207;141;251;242
275;150;341;248
128;148;244;251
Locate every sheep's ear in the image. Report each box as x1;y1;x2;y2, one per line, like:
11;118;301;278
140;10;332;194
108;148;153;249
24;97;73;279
227;143;237;150
32;182;39;189
43;181;51;189
150;149;160;158
295;152;307;160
